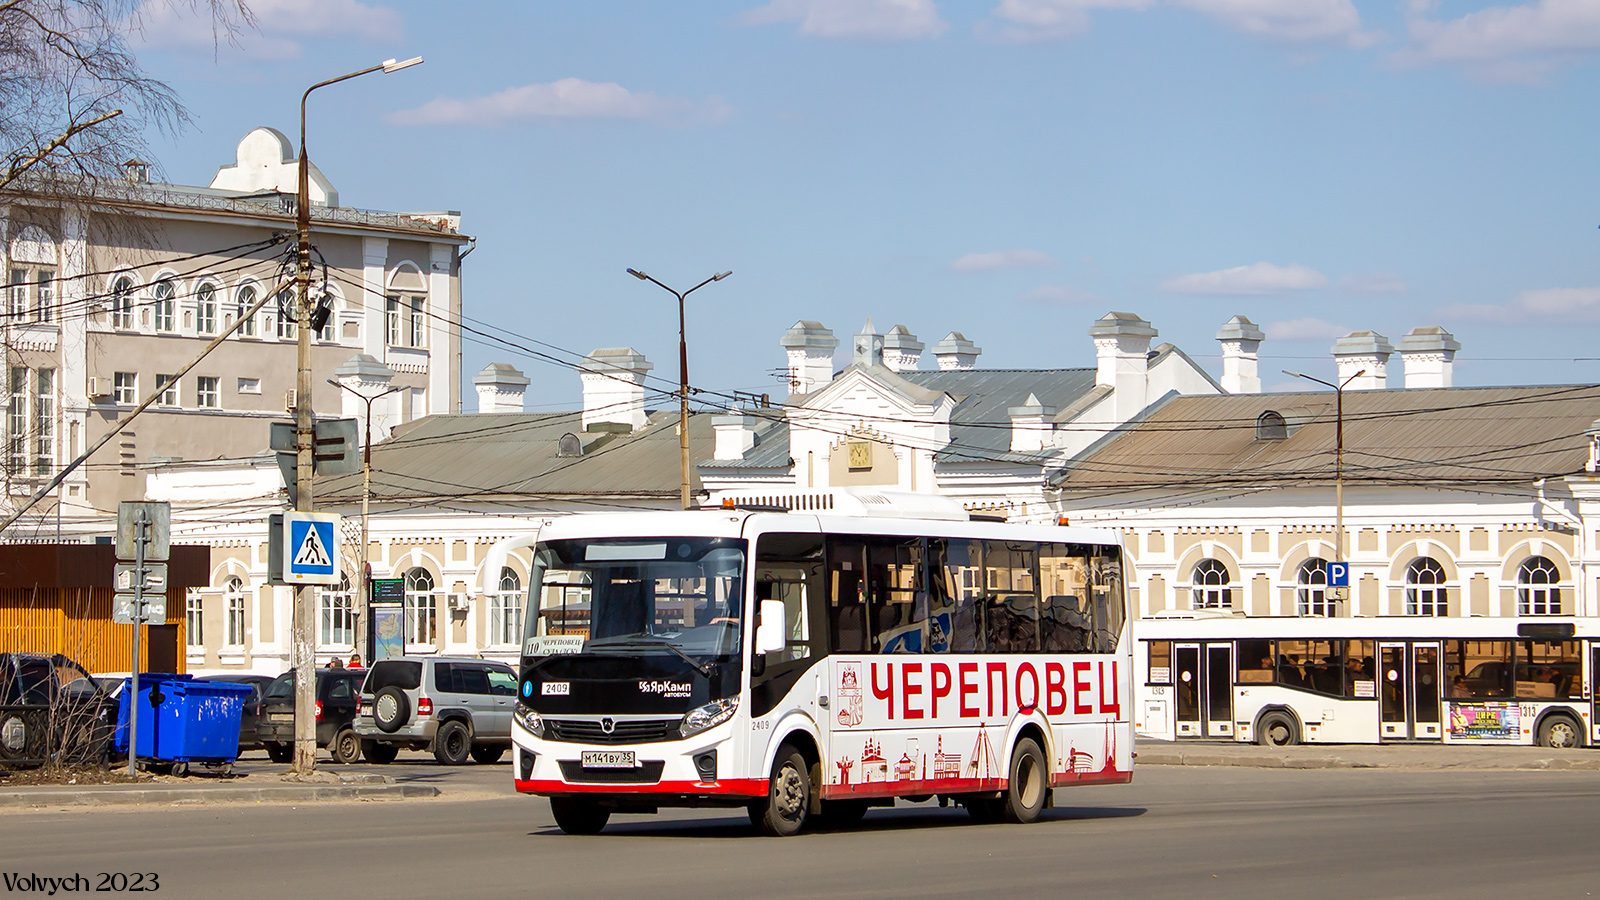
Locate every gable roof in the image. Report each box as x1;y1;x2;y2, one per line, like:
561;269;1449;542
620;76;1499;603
1048;384;1600;491
899;368;1098;463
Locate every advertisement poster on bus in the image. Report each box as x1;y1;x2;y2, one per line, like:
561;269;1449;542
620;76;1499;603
1448;702;1519;741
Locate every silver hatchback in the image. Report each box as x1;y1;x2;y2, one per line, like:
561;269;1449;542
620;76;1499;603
354;657;517;765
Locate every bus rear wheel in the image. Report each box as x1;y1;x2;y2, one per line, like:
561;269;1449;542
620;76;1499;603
1257;712;1299;748
1538;714;1583;749
1000;737;1048;824
750;744;811;837
550;797;610;835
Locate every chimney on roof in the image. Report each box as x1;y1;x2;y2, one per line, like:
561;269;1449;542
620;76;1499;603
1215;315;1265;395
852;318;884;368
882;325;923;373
123;159;150;184
1331;331;1393;390
580;347;652;433
931;331;981;371
780;320;838;397
473;363;529;414
1398;326;1460;389
713;407;760;460
1008;393;1056;453
1587;419;1600;474
1089;311;1157;421
333;354;400;444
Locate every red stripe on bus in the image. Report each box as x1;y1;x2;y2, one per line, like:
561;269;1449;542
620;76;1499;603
516;778;769;797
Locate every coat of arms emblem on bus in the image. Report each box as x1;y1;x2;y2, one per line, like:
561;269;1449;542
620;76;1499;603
837;663;864;726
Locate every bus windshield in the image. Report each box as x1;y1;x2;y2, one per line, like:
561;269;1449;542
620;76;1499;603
524;537;747;665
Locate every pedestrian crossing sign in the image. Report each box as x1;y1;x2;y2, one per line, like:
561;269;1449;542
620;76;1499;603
284;511;342;585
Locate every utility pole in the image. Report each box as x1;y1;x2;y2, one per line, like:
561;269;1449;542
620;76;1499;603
624;268;732;509
329;379;402;663
1285;368;1365;613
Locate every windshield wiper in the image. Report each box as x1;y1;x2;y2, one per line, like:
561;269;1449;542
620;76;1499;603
589;637;715;676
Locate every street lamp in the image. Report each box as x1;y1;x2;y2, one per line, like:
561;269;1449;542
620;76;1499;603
327;379;403;667
624;268;732;510
1284;368;1365;613
291;56;422;774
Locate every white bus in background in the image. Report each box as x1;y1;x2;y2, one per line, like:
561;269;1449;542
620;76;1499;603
487;492;1132;836
1135;614;1593;749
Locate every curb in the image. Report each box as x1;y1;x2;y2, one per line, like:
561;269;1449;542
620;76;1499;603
0;783;440;808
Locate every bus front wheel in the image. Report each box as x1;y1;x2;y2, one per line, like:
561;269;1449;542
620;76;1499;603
750;744;811;837
550;797;610;835
1257;711;1299;748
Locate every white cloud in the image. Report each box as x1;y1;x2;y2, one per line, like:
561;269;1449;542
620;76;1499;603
388;79;733;128
1174;0;1379;47
741;0;947;41
1021;284;1102;305
1160;261;1329;295
1337;272;1407;294
983;0;1152;42
1440;287;1600;323
950;249;1057;272
135;0;402;59
1395;0;1600;82
1264;317;1348;340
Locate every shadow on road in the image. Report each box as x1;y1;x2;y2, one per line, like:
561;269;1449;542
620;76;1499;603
528;803;1147;839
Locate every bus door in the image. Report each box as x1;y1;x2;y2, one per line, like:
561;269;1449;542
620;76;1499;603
1410;643;1442;739
1380;642;1441;740
1591;644;1600;745
1174;643;1233;738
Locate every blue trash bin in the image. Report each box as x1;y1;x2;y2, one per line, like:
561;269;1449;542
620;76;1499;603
113;675;252;766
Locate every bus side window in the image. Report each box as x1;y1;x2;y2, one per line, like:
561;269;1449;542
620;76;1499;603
867;538;925;654
929;538;982;653
1236;639;1274;683
1039;543;1089;653
1090;549;1125;653
826;538;869;654
983;541;1038;654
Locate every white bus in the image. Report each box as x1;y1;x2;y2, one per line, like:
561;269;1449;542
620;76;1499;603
1135;615;1593;749
491;496;1132;835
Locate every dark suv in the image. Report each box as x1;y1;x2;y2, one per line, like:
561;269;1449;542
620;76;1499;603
0;653;115;767
257;668;366;763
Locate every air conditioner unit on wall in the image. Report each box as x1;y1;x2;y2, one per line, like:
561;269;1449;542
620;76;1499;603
448;593;470;612
284;389;296;412
87;377;110;399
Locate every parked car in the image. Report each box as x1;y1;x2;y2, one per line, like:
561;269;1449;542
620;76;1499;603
256;668;366;763
354;657;516;765
195;674;276;752
0;653;115;767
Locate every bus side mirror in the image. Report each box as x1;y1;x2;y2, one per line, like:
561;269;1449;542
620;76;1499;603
755;600;786;655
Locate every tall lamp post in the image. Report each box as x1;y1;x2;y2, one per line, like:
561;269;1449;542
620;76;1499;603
1284;368;1365;613
327;379;403;666
292;56;422;774
624;268;732;510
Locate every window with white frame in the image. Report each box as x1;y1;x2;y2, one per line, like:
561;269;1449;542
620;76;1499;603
1404;557;1448;616
225;576;246;646
317;291;335;342
195;376;219;409
320;573;355;647
33;268;53;323
489;567;522;646
186;590;203;648
276;289;296;340
111;276;135;329
156;374;178;406
235;285;257;337
153;280;176;332
1517;556;1562;616
195;283;217;335
7;368;26;475
1191;557;1233;610
1297;557;1330;616
386;294;425;348
113;372;137;405
8;265;54;323
32;368;52;475
8;268;27;320
403;567;437;646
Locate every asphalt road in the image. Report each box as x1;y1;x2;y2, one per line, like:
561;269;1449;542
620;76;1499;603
5;766;1598;900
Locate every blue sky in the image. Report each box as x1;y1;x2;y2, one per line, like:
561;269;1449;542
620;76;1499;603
134;0;1600;409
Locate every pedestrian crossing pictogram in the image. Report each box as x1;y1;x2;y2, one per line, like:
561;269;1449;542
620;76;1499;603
293;525;331;568
281;511;341;585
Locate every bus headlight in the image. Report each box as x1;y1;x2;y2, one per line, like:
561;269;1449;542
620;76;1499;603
516;705;545;738
680;697;738;739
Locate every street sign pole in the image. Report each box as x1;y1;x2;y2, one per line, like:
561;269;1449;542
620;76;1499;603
127;509;146;777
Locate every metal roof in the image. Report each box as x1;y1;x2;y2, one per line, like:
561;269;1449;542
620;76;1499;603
899;368;1098;463
1048;384;1600;491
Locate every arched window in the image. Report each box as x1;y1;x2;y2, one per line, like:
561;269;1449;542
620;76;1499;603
225;575;246;646
319;573;354;646
316;290;336;343
195;282;218;335
1405;557;1447;617
235;284;257;337
490;567;523;646
111;276;134;329
1191;558;1232;610
1256;411;1287;441
403;567;437;646
1297;558;1330;616
276;289;296;340
153;280;176;332
1517;556;1562;616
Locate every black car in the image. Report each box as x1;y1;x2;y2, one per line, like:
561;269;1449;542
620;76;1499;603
257;669;365;763
195;674;276;752
0;653;116;767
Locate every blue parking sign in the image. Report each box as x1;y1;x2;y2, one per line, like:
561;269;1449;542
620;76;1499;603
1327;561;1349;587
283;511;341;585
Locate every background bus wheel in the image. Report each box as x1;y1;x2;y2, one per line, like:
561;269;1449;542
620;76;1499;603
550;797;609;835
816;799;869;830
1258;712;1298;748
1538;715;1583;749
750;744;811;836
1000;737;1047;824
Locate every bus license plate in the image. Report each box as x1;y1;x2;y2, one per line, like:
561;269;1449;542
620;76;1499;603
581;750;636;769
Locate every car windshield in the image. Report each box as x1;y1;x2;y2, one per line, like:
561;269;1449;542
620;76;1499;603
525;537;746;662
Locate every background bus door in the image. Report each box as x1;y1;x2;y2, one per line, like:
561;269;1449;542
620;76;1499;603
1592;644;1599;745
1381;643;1441;740
1174;643;1234;738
